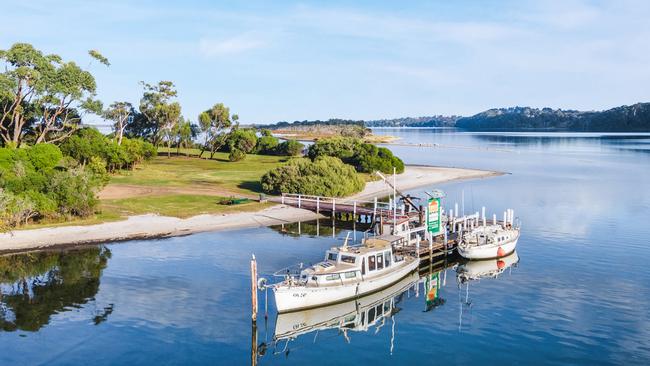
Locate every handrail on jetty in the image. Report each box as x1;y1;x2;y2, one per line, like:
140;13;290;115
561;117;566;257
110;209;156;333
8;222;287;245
278;193;393;215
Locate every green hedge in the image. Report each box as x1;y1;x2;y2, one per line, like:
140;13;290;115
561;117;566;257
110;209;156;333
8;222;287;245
261;156;364;197
307;137;404;174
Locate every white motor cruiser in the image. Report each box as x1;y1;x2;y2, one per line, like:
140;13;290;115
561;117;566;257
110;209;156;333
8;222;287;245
457;209;520;260
271;236;419;313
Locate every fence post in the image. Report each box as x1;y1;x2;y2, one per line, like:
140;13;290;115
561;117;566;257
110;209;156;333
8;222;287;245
316;196;320;213
281;193;285;205
332;198;336;214
353;201;357;218
298;194;301;208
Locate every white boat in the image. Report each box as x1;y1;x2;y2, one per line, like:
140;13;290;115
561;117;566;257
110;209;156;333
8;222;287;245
274;271;418;341
457;223;520;260
271;236;419;313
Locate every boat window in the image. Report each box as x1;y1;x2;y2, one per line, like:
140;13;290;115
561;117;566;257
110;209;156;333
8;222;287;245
362;258;366;275
384;251;391;267
368;308;376;323
376;304;383;316
325;273;341;281
328;252;338;261
384;301;391;312
340;255;356;264
377;254;384;270
344;271;357;279
311;276;317;282
368;256;376;271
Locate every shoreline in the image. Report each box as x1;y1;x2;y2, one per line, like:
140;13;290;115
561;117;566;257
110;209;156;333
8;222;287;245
0;165;504;254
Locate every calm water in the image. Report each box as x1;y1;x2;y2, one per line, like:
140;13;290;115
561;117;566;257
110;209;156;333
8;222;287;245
2;129;650;365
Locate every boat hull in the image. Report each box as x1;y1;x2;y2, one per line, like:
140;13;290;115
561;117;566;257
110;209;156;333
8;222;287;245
273;258;419;313
274;271;419;340
458;237;518;260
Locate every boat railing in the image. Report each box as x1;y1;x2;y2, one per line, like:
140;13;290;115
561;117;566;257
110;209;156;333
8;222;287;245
272;263;307;278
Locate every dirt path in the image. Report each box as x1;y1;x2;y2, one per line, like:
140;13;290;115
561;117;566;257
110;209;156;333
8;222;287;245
98;184;257;200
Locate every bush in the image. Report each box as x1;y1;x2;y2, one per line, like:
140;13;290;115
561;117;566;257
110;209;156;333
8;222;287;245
228;148;246;162
261;156;364;197
48;167;101;217
27;144;63;171
307;137;404;174
276;139;304;156
254;135;279;154
226;128;258;153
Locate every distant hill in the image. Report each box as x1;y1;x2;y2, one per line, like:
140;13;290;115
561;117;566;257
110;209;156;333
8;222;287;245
365;115;460;127
455;103;650;132
249;103;650;133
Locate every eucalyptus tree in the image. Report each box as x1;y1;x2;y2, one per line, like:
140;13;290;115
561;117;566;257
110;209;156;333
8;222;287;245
103;101;132;145
139;81;181;153
0;43;105;146
173;118;194;156
198;103;233;159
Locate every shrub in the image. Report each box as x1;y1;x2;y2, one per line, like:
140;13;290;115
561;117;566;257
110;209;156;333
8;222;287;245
261;156;364;197
228;148;246;162
48;167;101;217
27;144;62;171
276;139;304;156
307;137;404;174
254;135;279;154
227;128;258;153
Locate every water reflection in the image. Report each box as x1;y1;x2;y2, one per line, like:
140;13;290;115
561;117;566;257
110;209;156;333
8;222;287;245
456;251;520;332
0;246;111;332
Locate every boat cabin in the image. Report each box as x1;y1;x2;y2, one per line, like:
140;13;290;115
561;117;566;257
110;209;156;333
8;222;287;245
298;238;405;286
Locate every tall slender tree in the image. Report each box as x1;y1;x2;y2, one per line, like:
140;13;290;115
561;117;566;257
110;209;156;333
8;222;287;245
198;103;233;159
103;101;132;145
139;81;181;152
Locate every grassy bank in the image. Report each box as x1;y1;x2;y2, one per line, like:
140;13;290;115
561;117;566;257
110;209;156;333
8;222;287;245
16;151;289;230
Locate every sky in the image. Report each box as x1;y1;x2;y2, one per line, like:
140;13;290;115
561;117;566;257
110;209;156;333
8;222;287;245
2;0;650;125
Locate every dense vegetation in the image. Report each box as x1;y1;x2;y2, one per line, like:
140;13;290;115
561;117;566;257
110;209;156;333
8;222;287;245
365;116;460;127
308;137;404;174
251;119;370;139
455;104;650;131
261;156;364;197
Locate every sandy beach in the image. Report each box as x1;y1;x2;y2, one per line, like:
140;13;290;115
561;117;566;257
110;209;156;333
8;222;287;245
0;165;502;253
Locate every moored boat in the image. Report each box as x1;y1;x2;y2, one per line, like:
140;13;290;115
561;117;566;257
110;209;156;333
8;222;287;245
457;209;520;260
271;236;419;313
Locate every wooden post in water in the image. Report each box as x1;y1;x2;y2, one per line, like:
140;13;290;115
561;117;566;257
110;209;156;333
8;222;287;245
251;254;258;323
332;198;336;215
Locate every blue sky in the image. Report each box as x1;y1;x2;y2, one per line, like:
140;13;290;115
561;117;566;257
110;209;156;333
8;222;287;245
2;0;649;124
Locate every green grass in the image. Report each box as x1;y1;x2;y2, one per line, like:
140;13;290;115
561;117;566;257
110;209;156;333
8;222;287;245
111;151;290;194
101;194;274;218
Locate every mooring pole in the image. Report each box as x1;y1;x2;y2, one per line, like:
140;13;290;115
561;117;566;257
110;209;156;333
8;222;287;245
251;254;258;323
332;198;336;215
298;194;301;208
316;196;320;214
373;197;377;217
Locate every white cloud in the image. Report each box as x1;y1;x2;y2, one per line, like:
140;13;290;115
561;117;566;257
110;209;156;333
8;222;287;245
198;33;266;57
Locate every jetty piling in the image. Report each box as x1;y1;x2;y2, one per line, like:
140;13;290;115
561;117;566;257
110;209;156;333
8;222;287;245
251;254;258;323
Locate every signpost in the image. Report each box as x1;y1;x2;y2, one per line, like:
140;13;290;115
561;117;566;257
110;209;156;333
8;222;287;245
426;197;441;235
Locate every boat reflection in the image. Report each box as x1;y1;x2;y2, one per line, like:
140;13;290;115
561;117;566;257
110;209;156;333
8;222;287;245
456;251;520;331
273;271;419;345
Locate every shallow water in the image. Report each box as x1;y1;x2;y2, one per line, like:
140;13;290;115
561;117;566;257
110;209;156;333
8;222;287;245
1;129;649;365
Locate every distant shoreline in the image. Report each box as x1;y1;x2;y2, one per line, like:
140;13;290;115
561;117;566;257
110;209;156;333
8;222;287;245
0;165;502;254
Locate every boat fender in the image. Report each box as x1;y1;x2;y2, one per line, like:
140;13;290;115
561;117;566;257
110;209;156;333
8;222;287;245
497;260;505;269
257;277;268;290
497;247;505;257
